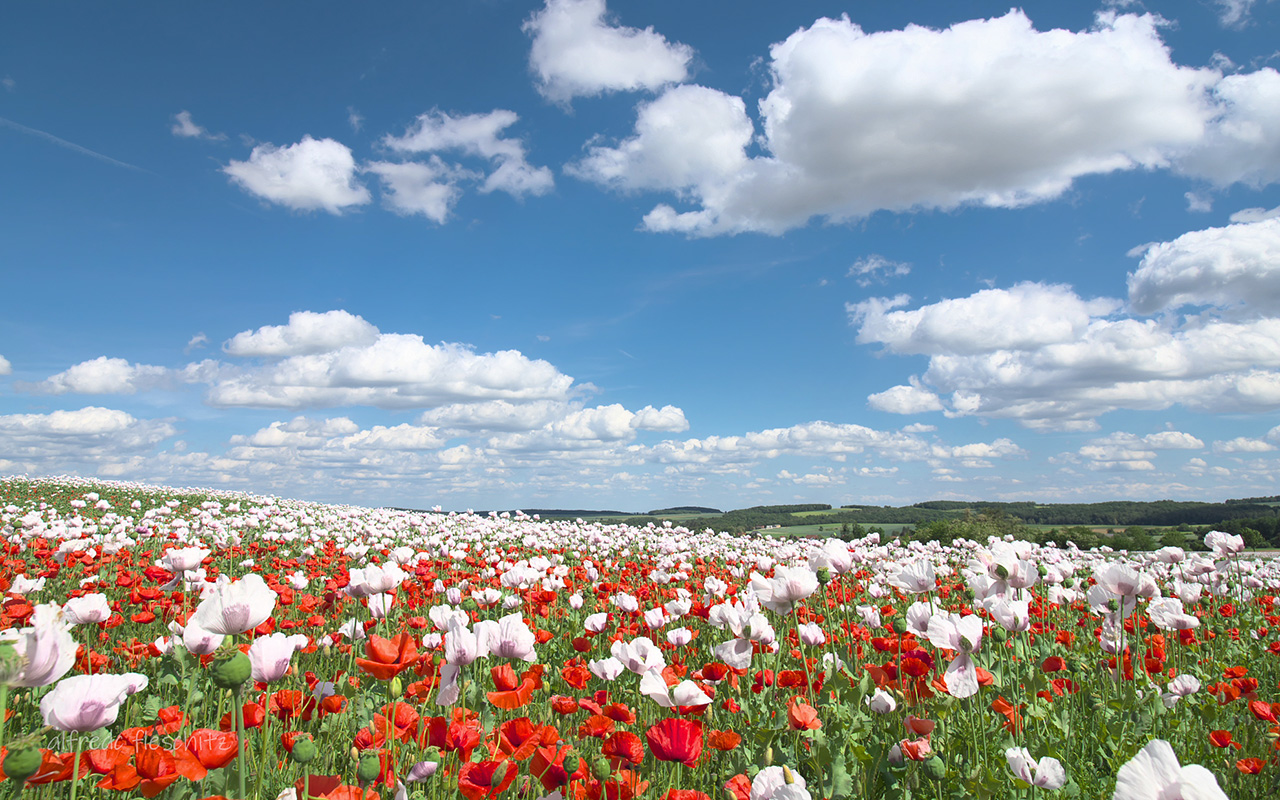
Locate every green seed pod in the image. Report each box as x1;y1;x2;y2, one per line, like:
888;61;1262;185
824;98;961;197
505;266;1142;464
290;735;318;765
1036;565;1048;577
389;676;404;698
891;619;908;635
923;755;947;782
815;566;832;585
209;650;251;689
356;750;382;786
4;746;42;784
563;752;581;776
590;756;612;781
1062;577;1075;588
991;627;1008;643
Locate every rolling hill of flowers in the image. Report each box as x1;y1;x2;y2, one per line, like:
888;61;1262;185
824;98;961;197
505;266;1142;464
0;475;1277;800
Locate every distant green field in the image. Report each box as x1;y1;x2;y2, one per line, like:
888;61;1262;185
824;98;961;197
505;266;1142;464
761;522;915;537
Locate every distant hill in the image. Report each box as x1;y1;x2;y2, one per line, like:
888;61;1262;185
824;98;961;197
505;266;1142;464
648;506;721;515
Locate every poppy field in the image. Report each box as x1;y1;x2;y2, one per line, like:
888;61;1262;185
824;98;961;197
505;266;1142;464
0;476;1278;800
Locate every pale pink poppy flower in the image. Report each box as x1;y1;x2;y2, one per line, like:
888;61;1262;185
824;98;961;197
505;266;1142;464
1006;748;1066;789
715;637;754;670
588;657;625;682
639;669;711;708
1;604;76;687
248;632;309;683
62;593;111;626
643;607;668;630
750;566;818;615
192;574;278;635
666;627;693;647
926;611;983;698
40;672;148;732
751;766;809;800
887;560;935;594
346;563;408;599
163;546;210;573
583;612;610;634
797;622;825;647
1161;675;1200;709
1203;530;1244;557
367;593;394;620
1147;598;1199;631
479;613;537;662
611;636;666;674
181;619;225;656
1112;740;1226;800
444;621;483;666
866;689;896;714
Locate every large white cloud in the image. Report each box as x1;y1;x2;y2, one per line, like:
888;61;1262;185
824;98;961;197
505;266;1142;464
1177;68;1280;187
576;10;1235;235
0;407;176;474
524;0;693;103
1128;217;1280;314
224;136;370;214
223;310;380;358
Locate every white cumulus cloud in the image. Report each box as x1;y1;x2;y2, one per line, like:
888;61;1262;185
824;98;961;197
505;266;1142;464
524;0;693;104
1128;217;1280;314
29;356;169;395
224;135;371;214
223;310;380;358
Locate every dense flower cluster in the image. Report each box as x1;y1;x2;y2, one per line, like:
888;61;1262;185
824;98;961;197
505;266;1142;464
0;475;1276;799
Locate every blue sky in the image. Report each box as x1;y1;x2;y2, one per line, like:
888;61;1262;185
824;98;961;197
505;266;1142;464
2;0;1280;511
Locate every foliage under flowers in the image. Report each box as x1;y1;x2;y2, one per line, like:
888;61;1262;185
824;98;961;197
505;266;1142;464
0;475;1277;799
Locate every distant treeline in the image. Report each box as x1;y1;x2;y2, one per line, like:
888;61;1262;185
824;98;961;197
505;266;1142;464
647;506;722;515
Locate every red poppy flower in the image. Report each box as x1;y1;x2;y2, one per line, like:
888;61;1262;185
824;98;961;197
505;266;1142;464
662;792;710;800
183;729;240;770
586;768;650;800
645;718;703;767
786;699;821;731
602;731;645;768
1236;757;1265;774
355;634;419;681
601;702;636;724
1249;700;1278;723
551;695;580;715
1209;730;1241;750
457;760;517;800
529;745;585;791
579;714;617;739
724;774;752;800
496;717;550;762
707;730;741;751
1041;656;1067;673
487;664;544;710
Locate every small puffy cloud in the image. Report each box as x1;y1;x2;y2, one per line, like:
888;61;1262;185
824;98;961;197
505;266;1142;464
1212;436;1275;453
223;310;380;358
632;404;689;432
185;333;209;354
848;255;910;286
0;355;10;375
1128;217;1280;313
365;159;465;223
224;135;371;214
171;110;226;141
382;110;552;199
1142;431;1204;449
850;282;1120;355
524;0;693;103
867;381;944;414
28;356;168;395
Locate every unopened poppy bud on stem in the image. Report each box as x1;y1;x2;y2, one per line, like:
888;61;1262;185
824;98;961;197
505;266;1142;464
357;750;381;786
3;744;41;784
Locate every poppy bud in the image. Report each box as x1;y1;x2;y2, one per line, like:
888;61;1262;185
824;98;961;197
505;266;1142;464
1062;577;1074;588
991;627;1008;643
390;676;403;697
290;735;317;765
892;619;907;634
761;746;774;766
210;650;251;689
357;751;382;786
1106;599;1119;612
4;745;41;784
923;755;947;781
815;567;832;585
1036;565;1048;577
783;766;796;785
590;756;612;781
